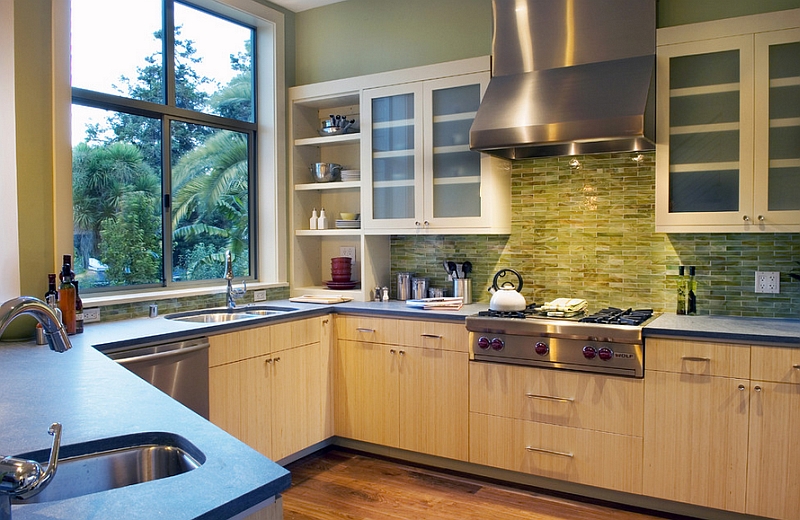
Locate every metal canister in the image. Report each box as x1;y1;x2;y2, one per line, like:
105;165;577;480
396;272;413;301
412;277;429;300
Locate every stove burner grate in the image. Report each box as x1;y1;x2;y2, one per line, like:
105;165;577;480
579;307;653;326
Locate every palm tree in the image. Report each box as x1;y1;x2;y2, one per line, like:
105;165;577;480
170;129;249;279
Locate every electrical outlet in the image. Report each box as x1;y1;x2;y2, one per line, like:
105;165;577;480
83;307;101;323
755;271;780;294
339;246;356;264
253;289;267;301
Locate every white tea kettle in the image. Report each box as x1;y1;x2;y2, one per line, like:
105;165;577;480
488;269;527;312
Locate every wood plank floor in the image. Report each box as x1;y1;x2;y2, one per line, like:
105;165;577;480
282;449;681;520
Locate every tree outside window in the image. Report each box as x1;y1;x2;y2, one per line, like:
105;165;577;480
70;0;255;290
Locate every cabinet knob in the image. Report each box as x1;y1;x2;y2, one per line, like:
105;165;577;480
399;350;405;355
757;215;765;222
265;358;273;364
415;221;421;227
738;384;746;391
274;357;280;363
423;221;429;227
390;349;396;354
793;364;800;370
743;215;750;222
754;385;762;392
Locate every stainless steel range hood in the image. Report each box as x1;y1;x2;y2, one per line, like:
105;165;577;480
470;0;656;160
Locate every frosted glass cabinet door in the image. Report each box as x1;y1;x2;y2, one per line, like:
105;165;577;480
753;29;800;225
423;72;489;228
656;35;754;228
363;83;424;228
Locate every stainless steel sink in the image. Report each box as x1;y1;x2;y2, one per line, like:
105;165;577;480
165;306;296;323
13;434;203;504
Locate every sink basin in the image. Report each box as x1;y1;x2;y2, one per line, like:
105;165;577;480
165;306;296;323
13;433;203;504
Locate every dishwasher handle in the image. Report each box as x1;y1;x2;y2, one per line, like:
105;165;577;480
110;339;210;367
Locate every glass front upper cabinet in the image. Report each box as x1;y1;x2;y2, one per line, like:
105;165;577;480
753;28;800;224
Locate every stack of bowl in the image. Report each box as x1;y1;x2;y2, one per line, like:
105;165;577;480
327;257;356;289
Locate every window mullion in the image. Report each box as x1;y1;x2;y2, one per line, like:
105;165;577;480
164;0;176;107
162;116;173;286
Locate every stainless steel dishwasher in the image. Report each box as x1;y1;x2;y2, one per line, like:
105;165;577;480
106;337;210;419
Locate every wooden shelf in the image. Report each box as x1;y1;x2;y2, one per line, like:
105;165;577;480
295;181;361;191
295;133;360;147
296;229;362;237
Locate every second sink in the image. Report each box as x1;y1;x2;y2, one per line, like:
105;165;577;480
165;306;297;324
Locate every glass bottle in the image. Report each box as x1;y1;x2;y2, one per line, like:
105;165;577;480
45;273;58;304
58;255;76;335
676;266;686;315
687;266;697;315
74;280;84;334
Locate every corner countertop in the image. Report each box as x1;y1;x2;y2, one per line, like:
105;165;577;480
0;340;290;519
645;313;800;347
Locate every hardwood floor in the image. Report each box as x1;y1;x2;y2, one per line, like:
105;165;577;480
282;449;679;520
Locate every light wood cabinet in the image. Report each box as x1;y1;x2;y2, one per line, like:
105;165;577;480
747;346;800;520
208;316;333;461
469;361;644;493
334;315;469;461
656;9;800;232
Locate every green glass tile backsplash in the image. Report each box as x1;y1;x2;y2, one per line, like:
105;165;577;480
391;152;800;318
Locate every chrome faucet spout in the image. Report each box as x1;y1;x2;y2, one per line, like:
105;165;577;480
0;297;71;353
224;251;245;309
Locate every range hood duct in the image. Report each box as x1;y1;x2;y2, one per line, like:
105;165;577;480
470;0;656;160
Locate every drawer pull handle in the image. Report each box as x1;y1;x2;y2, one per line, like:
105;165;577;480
525;446;574;458
356;328;376;333
525;392;574;403
421;333;442;339
682;356;710;362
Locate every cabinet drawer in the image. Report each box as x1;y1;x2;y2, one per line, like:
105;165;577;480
335;315;398;344
469;362;643;436
645;338;750;378
470;413;642;494
751;345;800;384
395;320;469;352
271;316;323;352
209;327;271;366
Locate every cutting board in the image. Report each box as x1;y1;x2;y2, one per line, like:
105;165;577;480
289;295;353;304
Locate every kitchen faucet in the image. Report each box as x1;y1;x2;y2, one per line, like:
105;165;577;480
225;251;246;308
0;297;71;353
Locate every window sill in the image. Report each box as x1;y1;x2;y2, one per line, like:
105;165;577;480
82;281;289;307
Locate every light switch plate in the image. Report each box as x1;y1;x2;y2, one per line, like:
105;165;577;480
755;271;780;293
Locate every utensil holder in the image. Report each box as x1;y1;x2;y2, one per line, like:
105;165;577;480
453;278;472;304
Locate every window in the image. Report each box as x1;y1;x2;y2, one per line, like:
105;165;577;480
70;0;263;291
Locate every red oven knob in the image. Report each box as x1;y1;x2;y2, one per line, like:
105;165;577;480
490;338;505;351
534;342;549;356
582;346;597;359
477;337;490;350
598;347;614;361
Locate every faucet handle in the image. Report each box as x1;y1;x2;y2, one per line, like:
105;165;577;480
0;423;62;502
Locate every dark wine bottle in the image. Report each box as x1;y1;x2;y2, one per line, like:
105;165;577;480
676;266;686;315
687;266;697;315
74;280;84;334
45;273;58;303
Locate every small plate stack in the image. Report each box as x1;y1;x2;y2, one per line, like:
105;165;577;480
341;169;360;182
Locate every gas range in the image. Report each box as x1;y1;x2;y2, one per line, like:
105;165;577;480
465;307;654;378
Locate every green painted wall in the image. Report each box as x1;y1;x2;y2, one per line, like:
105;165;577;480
391;153;800;318
294;0;492;85
657;0;800;27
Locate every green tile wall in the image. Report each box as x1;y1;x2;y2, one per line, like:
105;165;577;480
391;152;800;318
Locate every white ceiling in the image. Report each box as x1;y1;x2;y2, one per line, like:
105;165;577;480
269;0;348;12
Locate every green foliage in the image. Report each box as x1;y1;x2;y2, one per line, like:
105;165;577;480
99;191;162;285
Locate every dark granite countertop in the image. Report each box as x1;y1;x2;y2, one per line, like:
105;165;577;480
645;313;800;347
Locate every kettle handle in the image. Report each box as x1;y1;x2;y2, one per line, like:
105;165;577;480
492;269;523;292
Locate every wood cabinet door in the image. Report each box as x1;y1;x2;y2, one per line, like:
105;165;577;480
271;343;328;460
746;381;800;520
398;346;469;461
209;361;243;437
334;339;399;446
643;371;749;512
